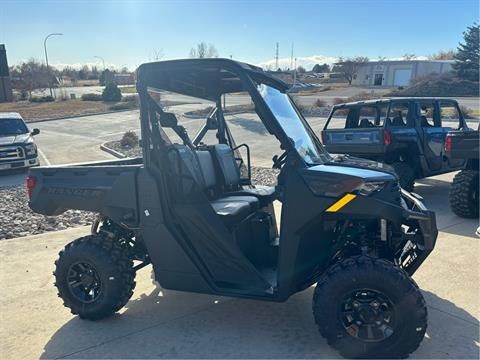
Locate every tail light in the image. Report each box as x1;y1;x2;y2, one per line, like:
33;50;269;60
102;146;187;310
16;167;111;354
384;130;391;146
26;176;37;199
445;135;452;152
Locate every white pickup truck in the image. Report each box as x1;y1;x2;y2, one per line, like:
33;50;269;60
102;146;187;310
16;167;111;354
0;112;40;171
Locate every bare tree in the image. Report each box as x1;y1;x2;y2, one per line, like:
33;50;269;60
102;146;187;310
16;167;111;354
150;49;164;61
297;65;306;73
428;49;456;60
189;42;218;58
10;59;50;98
335;56;369;85
402;53;417;60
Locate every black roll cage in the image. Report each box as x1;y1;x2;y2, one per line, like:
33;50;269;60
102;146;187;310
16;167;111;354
136;59;323;170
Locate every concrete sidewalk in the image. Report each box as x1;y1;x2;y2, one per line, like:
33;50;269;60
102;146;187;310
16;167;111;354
0;217;478;359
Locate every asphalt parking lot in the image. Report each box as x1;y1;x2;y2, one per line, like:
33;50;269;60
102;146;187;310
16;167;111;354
0;170;478;359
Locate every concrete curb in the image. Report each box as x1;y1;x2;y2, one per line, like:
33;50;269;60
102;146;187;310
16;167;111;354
27;109;137;124
99;142;127;159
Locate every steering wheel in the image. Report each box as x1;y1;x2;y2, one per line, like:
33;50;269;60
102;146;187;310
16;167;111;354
272;151;288;169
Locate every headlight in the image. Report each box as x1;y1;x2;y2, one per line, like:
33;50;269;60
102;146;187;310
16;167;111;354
25;143;37;155
355;181;385;196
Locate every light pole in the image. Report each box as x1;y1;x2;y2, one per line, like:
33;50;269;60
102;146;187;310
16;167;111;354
94;56;106;71
44;32;63;98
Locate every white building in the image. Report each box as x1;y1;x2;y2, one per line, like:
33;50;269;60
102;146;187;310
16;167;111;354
351;60;454;87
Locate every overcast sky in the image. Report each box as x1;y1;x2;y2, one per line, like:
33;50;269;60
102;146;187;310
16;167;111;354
1;0;478;70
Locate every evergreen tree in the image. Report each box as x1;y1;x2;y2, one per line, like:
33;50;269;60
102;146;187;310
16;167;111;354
453;24;479;81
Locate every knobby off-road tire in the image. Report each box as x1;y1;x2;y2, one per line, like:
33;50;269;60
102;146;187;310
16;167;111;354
450;170;479;218
392;162;415;192
54;234;136;320
312;256;427;359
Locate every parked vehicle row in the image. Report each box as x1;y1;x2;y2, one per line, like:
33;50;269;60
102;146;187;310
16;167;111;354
321;98;471;191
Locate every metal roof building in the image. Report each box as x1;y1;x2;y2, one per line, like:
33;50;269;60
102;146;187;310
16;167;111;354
351;60;454;87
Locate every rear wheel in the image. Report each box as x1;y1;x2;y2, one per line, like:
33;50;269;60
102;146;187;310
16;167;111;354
312;256;427;358
392;162;415;192
54;234;136;320
450;170;479;218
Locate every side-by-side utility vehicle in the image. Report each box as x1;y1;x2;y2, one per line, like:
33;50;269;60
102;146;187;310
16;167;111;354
28;59;437;358
445;128;479;218
321;98;470;191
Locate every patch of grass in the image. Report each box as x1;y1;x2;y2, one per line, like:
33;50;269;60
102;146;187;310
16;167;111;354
120;86;137;94
186;103;254;117
0;100;111;121
108;102;137;111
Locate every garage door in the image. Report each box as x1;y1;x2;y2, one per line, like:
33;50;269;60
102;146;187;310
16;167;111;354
393;69;412;86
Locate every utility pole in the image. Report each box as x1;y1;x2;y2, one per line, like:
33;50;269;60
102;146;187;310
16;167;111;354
290;43;294;70
94;56;106;71
293;57;297;86
275;42;279;70
44;33;63;98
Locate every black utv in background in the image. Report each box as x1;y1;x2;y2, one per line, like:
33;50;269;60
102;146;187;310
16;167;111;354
445;128;479;218
28;59;437;358
322;98;470;191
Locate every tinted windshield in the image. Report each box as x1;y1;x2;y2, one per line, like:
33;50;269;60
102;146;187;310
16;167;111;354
257;84;329;165
0;119;28;135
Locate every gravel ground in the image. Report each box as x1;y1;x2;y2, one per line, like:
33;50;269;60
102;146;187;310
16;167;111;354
0;185;96;240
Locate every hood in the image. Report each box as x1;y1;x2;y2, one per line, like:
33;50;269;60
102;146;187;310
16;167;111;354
328;155;396;177
0;133;31;146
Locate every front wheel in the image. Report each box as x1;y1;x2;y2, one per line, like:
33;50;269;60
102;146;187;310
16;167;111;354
450;170;479;218
312;256;427;358
54;234;136;320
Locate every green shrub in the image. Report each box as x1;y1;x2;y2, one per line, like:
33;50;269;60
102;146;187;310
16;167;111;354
108;102;132;111
81;93;102;101
102;83;122;102
30;95;54;103
120;131;139;147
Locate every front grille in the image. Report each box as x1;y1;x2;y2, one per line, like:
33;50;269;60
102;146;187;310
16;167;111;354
0;146;24;161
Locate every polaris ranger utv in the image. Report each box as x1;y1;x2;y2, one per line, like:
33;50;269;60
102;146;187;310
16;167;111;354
445;128;479;218
322;98;470;191
28;59;437;358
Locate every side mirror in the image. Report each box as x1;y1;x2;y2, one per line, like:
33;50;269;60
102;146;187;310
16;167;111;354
31;128;40;136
